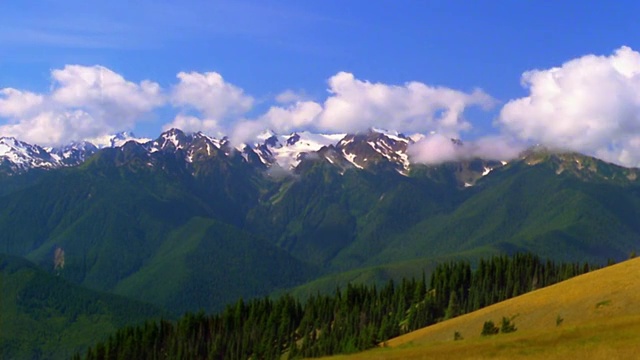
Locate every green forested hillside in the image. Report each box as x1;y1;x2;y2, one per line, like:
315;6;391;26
0;147;317;314
0;254;164;360
113;217;317;315
1;142;639;359
0;144;638;317
366;158;640;266
76;253;596;359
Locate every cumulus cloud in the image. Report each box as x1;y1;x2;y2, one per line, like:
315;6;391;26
163;114;219;134
0;88;44;118
498;46;640;166
316;72;495;135
227;101;322;145
228;72;495;146
0;65;163;145
168;71;253;134
230;119;266;145
0;110;103;146
261;101;322;133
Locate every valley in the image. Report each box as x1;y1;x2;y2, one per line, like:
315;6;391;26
1;128;639;358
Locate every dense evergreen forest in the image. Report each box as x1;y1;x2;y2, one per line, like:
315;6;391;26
77;253;598;360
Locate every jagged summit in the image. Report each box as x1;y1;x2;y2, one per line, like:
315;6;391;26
87;131;150;148
336;129;411;173
0;137;60;173
0;128;501;181
253;131;345;170
49;141;99;166
4;128;624;185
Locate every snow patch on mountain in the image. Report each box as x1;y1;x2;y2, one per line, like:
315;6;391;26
256;132;345;169
0;127;511;179
87;131;150;148
0;137;60;171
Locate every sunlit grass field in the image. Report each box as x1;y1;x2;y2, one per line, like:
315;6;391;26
320;257;640;359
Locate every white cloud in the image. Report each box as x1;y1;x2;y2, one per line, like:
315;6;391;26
471;135;524;161
51;65;163;128
0;88;44;118
316;72;495;135
0;65;163;146
499;46;640;166
275;89;307;104
163;114;219;135
227;100;323;145
408;134;523;165
260;101;323;133
0;110;102;146
170;71;253;128
228;72;495;146
230;119;266;146
407;133;462;165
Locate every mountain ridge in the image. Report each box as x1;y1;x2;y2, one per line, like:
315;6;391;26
1;127;639;315
0;128;504;184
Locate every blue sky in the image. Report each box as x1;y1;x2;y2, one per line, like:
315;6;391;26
2;1;640;165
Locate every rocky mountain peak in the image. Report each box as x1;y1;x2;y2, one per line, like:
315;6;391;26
335;129;411;174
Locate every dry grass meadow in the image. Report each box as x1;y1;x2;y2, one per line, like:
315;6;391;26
318;257;640;359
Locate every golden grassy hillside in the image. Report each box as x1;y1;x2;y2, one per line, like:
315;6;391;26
320;257;640;360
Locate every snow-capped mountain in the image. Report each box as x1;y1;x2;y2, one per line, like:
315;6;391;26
87;131;151;148
0;132;149;175
334;129;411;174
48;141;99;166
0;137;62;173
253;131;346;169
0;128;505;184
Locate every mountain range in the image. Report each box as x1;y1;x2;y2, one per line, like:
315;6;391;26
1;127;639;317
0;128;425;177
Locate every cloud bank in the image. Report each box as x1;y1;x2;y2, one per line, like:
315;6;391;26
317;72;494;135
0;65;163;146
3;47;640;167
0;66;494;149
408;134;524;165
499;46;640;167
165;71;254;135
228;72;495;145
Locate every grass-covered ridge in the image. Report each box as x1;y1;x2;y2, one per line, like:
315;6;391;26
325;257;640;360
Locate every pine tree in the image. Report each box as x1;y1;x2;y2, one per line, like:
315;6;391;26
444;292;460;320
500;317;517;333
481;320;499;336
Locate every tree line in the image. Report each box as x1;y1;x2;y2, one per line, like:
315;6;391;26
76;253;598;359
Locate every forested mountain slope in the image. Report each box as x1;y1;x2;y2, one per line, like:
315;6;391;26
0;130;639;315
0;254;164;360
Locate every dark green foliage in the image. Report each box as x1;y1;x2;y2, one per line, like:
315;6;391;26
114;217;318;315
0;254;165;360
481;321;499;336
444;292;461;319
0;152;317;314
500;316;517;333
79;253;595;359
0;144;636;319
429;253;596;317
0;143;634;358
